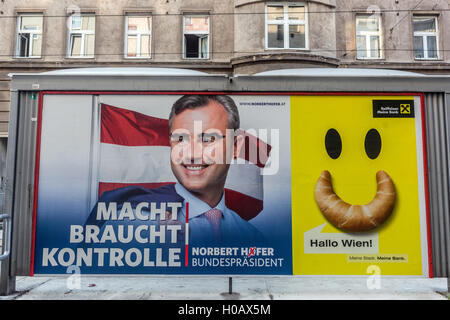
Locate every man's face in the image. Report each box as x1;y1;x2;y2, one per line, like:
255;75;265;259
169;100;238;196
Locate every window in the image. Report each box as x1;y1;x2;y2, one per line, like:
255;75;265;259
68;14;95;58
183;15;209;59
413;16;439;60
125;15;152;58
356;15;382;59
265;3;307;49
16;14;43;58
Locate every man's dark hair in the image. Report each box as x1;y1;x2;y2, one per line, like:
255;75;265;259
169;95;240;130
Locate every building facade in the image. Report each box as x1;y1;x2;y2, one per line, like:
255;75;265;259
0;0;449;138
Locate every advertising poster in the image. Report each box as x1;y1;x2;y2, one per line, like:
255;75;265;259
32;93;430;276
291;95;430;276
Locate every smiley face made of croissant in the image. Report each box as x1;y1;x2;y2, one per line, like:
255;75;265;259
314;129;396;232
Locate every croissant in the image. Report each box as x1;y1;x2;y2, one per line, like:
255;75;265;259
315;170;396;232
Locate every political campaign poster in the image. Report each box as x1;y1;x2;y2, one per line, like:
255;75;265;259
32;92;431;276
32;93;292;275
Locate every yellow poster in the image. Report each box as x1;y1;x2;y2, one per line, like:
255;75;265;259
291;95;429;276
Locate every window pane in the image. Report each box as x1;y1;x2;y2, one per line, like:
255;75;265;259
356;35;367;59
31;33;42;56
413;18;436;32
288;6;305;21
267;24;284;48
356;16;379;32
84;34;95;56
427;36;437;58
18;33;30;57
414;36;424;59
370;35;380;58
267;6;284;21
128;16;151;32
20;15;43;31
82;16;95;32
184;16;209;33
200;36;208;58
71;15;82;30
289;25;305;48
70;34;82;56
184;34;200;58
140;35;151;57
127;35;137;57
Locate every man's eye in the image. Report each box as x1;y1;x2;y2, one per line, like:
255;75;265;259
203;135;216;143
171;134;189;143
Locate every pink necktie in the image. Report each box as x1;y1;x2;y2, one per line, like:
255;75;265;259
203;208;222;241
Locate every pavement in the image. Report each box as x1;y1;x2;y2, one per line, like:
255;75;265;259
1;229;448;300
0;275;447;300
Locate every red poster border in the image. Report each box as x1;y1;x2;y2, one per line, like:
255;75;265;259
31;91;433;277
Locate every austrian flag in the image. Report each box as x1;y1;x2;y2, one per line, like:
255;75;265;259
97;103;272;221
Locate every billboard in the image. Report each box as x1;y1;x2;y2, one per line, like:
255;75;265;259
290;95;430;276
31;93;431;276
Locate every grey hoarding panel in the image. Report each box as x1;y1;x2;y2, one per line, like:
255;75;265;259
5;70;450;278
10;75;231;93
425;93;450;277
232;76;450;93
0;91;19;294
10;92;38;276
8;73;450;93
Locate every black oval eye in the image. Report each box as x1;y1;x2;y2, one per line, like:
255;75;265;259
325;129;342;159
365;129;382;159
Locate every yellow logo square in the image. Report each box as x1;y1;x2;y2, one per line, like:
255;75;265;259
400;104;411;114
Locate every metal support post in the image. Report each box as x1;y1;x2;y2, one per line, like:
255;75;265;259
0;213;14;295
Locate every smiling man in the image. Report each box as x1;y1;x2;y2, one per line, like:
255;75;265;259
167;95;264;245
169;95;236;209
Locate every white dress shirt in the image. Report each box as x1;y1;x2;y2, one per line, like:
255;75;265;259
174;183;264;245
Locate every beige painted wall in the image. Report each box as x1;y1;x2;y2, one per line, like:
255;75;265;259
1;0;449;71
336;0;450;64
0;0;235;64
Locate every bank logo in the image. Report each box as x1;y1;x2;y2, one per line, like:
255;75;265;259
373;100;415;118
400;104;411;114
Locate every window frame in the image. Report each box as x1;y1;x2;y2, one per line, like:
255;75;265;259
15;13;44;59
124;14;152;59
412;15;439;60
265;2;309;50
67;13;96;59
355;14;383;60
182;14;210;60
